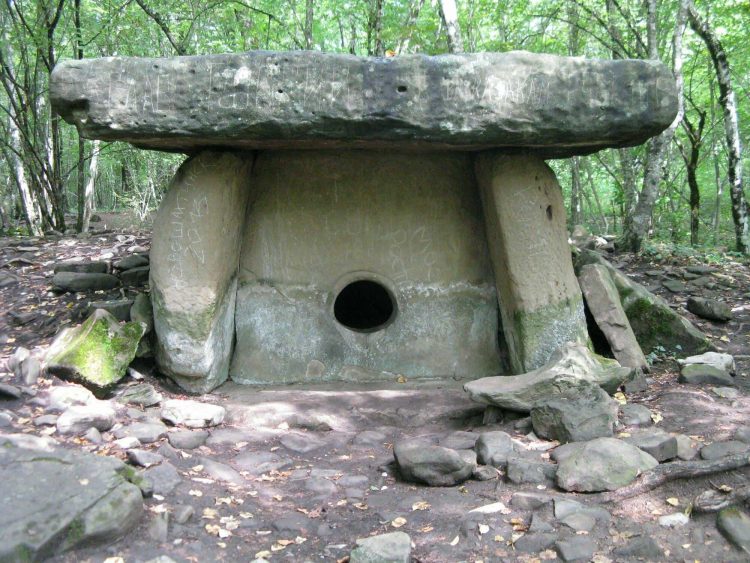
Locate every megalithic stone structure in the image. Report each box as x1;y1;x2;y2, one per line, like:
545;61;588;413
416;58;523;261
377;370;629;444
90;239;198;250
51;51;678;393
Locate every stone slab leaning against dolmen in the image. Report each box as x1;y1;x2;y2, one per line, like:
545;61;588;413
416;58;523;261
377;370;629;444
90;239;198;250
50;50;679;393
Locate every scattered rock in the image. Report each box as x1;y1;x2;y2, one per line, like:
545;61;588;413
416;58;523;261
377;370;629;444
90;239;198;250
554;437;658;492
687;296;732;322
120;266;150;286
130;293;154;334
117;383;162;407
439;431;480;450
280;431;327;453
47;385;96;412
168;430;209;450
577;263;647;368
623;428;678;462
173;505;194;525
560;511;597;532
45;309;146;393
717;507;750;553
272;513;314;535
52;271;120;292
475;431;514;466
353;430;388;448
114;436;141;449
734;426;750;444
57;402;116;434
713;386;740;399
127;449;164;468
19;356;41;386
54;261;109;274
700;441;750;460
511;492;554;510
232;451;292;475
115;255;150;271
393;438;473;487
514;532;558;553
679;363;734;386
143;462;182;495
83;427;103;444
620;403;652;426
506;457;557;484
350;531;411;563
556;536;597;562
658;512;690;527
472;465;498;481
675;434;699;460
33;414;58;426
0;441;142;561
663;279;687;293
115;420;168;444
161;399;225;428
87;299;134;322
0;383;22;400
530;381;617;443
199;457;244;485
612;536;663;559
465;342;632;412
678;351;735;374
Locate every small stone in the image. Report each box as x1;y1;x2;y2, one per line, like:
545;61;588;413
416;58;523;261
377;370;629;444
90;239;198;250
127;449;164;468
511;492;553;510
352;430;388;448
619;403;652;427
115;421;168;444
120;266;150;286
734;426;750;444
143;462;182;495
52;271;119;292
130;293;154;334
350;531;411;563
394;438;473;487
232;451;292;475
54;261;108;274
623;428;678;462
612;536;663;559
148;512;169;542
117;383;162;407
57;402;116;434
47;385;96;412
0;411;12;427
472;465;498;481
717;507;750;553
83;427;102;444
475;431;514;467
506;457;557;485
33;414;59;426
555;537;597;562
0;383;22;400
700;441;750;460
675;434;699;460
161;399;225;428
440;431;480;450
560;512;597;532
173;505;194;524
115;255;150;271
679;364;734;386
168;430;209;450
19;357;41;386
200;457;244;485
529;513;554;532
280;431;327;453
513;532;557;553
662;279;686;293
87;299;133;322
687;297;732;322
678;351;735;374
658;512;690;527
114;436;142;449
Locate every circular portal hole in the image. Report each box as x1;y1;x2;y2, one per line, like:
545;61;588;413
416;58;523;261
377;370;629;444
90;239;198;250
334;279;396;332
397;85;408;93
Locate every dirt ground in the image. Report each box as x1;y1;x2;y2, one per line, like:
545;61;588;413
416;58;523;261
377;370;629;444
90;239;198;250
1;226;750;562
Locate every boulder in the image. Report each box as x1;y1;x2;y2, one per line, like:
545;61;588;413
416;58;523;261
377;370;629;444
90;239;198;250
393;438;474;487
717;507;750;553
114;255;149;271
87;299;134;322
150;152;252;393
51;51;677;158
554;437;658;492
45;309;146;394
56;402;116;434
464;342;632;412
577;263;647;369
687;297;732;322
117;383;162;407
475;431;514;467
530;381;618;443
623;428;678;462
506;457;557;484
678;351;735;374
161;399;225;428
679;364;734;386
575;250;712;356
350;531;411;563
0;441;142;561
52;271;120;292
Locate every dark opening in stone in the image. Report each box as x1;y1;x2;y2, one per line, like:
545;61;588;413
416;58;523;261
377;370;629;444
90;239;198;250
334;280;396;332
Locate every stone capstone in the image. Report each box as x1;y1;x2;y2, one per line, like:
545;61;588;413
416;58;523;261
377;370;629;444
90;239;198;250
0;441;142;561
393;438;474;487
553;437;658;492
44;309;146;394
51;51;677;157
464;342;632;412
530;381;618;443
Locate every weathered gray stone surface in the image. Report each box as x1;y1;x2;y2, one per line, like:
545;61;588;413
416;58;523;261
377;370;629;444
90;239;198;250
623;428;678;462
151;152;251;393
619;403;653;427
717;507;750;553
554;437;658;492
530;381;618;443
393;438;474;486
0;442;142;561
678;351;735;374
576;250;712;356
464;343;632;412
161;399;225;428
679;363;734;386
350;531;411;563
577;263;647;369
52;271;120;292
475;431;514;466
476;154;589;373
687;296;732;322
51;51;676;157
56;402;116;434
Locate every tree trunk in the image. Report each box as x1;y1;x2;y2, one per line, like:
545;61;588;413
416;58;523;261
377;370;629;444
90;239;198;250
710;77;723;244
438;0;463;53
397;0;425;54
304;0;314;49
80;140;99;233
688;3;748;253
619;0;687;252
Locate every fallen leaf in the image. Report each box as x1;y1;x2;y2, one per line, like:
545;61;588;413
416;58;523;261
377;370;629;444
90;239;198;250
651;412;663;424
449;535;459;546
295;536;307;544
188;489;203;497
79;479;89;486
718;484;733;493
419;525;434;533
191;464;204;472
353;502;368;510
494;535;505;542
103;558;124;563
202;508;218;519
412;501;430;511
272;494;283;501
479;524;490;534
397;375;407;383
240;512;254;519
666;497;679;507
391;517;407;528
613;392;627;405
254;550;272;559
720;335;730;342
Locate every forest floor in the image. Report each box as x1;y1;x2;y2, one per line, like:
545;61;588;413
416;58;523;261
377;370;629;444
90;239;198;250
1;224;750;562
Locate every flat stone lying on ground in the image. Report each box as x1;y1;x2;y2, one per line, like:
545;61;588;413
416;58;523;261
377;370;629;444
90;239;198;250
51;51;677;157
161;399;225;428
623;428;678;462
117;383;162;407
717;507;750;553
620;403;652;426
115;255;149;271
0;440;142;561
700;440;750;460
679;363;735;386
350;531;411;563
56;402;116;434
464;343;632;412
168;430;209;450
687;296;732;322
678;351;735;374
54;261;109;274
393;438;474;487
475;431;514;467
52;271;120;292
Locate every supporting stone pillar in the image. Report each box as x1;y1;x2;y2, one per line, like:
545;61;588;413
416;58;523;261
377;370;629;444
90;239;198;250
476;153;589;374
150;151;253;393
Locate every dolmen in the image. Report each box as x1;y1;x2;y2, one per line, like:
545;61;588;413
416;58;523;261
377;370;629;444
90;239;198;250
51;51;677;392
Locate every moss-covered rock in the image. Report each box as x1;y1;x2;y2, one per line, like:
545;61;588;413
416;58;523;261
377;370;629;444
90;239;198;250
45;309;146;395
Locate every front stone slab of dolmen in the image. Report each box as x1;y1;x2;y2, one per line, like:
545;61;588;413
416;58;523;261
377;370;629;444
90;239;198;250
51;51;678;393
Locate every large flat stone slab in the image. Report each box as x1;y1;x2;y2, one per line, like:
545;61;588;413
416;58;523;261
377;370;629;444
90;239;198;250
50;51;676;157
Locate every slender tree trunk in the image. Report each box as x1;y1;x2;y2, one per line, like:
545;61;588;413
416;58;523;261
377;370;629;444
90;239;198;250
438;0;463;53
80;140;99;233
397;0;425;54
709;79;723;244
570;159;583;228
584;159;609;233
688;3;748;253
74;0;87;232
619;0;687;252
304;0;314;49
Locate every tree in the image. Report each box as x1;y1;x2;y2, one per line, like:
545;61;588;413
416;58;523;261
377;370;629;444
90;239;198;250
438;0;463;53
